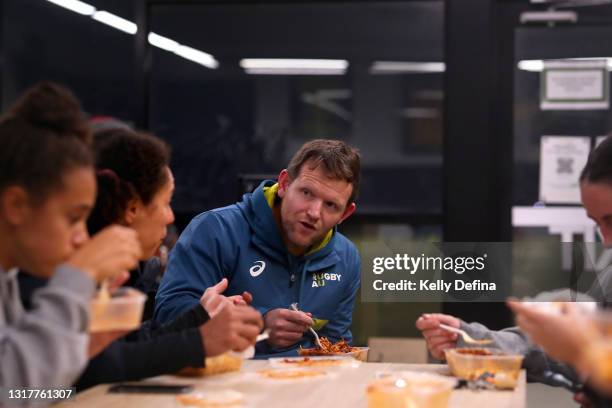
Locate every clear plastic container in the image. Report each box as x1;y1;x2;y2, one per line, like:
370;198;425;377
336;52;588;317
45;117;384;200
402;371;456;408
89;288;146;332
445;348;523;389
366;378;410;408
348;346;370;362
367;372;456;408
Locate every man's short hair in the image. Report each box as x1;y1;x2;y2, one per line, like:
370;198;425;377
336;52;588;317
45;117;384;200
287;139;361;204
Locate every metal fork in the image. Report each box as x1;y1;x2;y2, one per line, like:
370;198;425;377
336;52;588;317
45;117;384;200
290;303;324;349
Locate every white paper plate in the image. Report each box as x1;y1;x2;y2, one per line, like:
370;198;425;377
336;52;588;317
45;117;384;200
268;356;360;369
251;368;335;382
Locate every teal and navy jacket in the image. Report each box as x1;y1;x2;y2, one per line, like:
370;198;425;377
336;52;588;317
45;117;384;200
154;180;361;357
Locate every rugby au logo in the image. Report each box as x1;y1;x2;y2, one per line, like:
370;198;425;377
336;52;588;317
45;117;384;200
249;260;266;277
312;272;342;288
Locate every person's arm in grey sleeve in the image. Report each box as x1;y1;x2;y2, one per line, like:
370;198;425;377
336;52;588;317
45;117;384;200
459;322;532;354
0;265;95;390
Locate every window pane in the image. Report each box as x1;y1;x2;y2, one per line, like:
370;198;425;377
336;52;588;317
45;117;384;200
149;2;444;216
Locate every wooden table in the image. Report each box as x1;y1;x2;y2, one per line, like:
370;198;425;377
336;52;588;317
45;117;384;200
58;361;526;407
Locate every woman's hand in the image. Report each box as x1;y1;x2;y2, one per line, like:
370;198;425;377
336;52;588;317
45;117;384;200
200;278;253;317
68;226;142;282
507;300;593;375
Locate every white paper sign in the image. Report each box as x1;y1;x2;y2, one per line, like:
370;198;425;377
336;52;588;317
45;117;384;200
541;60;609;110
539;136;591;204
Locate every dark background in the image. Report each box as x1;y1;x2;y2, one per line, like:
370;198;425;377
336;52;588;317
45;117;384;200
3;0;612;342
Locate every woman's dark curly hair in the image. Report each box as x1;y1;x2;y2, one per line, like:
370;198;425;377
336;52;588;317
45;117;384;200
0;82;92;204
87;128;171;234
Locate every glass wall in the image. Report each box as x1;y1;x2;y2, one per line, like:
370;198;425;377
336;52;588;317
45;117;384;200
2;0;445;343
2;0;137;120
149;2;444;216
512;7;612;299
149;2;445;342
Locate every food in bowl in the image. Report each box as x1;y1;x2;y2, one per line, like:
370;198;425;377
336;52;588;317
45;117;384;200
445;348;523;389
298;337;369;361
300;338;354;353
89;288;146;332
455;348;493;356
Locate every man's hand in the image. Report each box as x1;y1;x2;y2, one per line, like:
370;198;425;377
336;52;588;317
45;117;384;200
415;313;460;360
264;308;313;348
88;330;129;358
200;303;263;357
200;278;253;318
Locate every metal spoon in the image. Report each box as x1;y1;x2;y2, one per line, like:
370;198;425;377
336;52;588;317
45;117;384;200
290;303;324;349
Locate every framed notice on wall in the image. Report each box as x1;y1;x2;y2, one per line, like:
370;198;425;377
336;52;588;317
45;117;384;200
541;60;609;110
539;136;591;204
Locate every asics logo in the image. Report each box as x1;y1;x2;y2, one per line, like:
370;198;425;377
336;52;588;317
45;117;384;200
249;260;266;277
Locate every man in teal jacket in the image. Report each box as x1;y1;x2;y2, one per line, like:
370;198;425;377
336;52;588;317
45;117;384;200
155;139;361;357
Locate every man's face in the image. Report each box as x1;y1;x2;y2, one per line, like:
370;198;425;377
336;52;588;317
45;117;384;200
581;181;612;247
277;162;356;255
